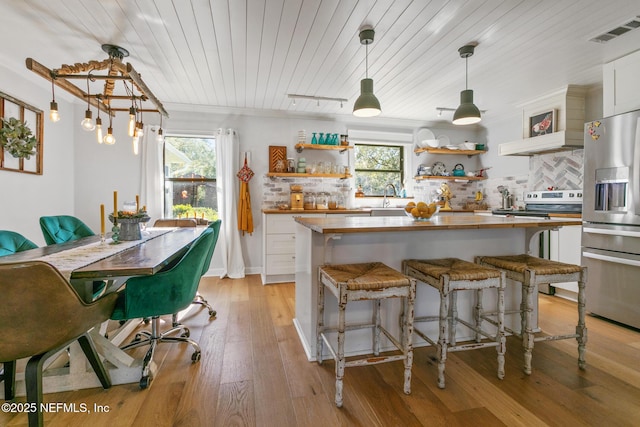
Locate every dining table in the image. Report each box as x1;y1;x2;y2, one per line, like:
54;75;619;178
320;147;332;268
0;226;206;397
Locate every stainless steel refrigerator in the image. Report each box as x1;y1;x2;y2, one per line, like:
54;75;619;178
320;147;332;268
582;109;640;329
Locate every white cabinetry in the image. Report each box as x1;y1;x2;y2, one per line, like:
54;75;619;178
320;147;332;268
263;212;373;284
549;225;582;300
603;49;640;117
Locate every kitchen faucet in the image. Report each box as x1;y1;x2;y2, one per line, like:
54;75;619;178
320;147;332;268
382;183;397;207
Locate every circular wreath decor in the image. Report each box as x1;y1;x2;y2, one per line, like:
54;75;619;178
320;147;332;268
0;117;38;159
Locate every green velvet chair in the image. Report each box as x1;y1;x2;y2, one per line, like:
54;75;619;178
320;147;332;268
0;261;118;427
111;227;216;389
0;230;38;256
39;215;95;245
179;219;221;320
39;215;105;298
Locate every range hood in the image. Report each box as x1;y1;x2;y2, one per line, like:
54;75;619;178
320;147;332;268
498;130;584;156
498;85;586;156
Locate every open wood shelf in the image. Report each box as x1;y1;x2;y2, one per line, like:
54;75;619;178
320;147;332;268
267;172;352;179
414;147;485;156
295;143;353;153
413;175;487;181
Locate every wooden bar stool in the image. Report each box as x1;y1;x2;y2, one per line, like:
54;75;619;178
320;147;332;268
475;254;587;375
402;258;506;389
317;262;416;408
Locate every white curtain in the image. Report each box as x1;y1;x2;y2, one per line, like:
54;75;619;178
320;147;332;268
216;128;245;278
140;127;163;222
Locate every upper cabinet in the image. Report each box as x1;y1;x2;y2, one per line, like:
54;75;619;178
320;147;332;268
603;49;640;117
498;85;586;156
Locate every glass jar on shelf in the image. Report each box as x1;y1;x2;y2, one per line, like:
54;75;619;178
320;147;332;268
316;191;330;210
303;192;316;210
329;192;344;210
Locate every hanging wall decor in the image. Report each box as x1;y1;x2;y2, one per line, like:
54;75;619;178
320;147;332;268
0;90;43;174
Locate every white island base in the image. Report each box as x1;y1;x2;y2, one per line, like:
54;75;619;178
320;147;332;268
293;215;581;361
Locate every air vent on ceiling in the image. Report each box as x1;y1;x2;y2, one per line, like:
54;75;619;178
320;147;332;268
590;16;640;43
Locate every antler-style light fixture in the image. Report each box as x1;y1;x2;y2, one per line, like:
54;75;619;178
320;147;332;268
26;43;168;153
452;44;482;125
353;27;381;117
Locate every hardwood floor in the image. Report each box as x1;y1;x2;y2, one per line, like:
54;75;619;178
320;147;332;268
3;275;640;426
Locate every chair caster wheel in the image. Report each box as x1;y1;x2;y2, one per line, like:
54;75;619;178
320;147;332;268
139;376;150;389
209;310;217;317
181;329;191;338
191;351;201;362
133;334;142;342
143;318;150;325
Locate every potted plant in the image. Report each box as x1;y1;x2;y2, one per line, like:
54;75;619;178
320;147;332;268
0;117;38;159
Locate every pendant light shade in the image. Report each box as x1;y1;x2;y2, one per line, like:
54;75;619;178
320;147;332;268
452;44;481;125
353;27;381;117
353;78;381;117
453;89;481;125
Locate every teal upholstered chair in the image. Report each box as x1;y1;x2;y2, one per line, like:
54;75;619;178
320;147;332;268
182;219;221;319
0;261;118;427
0;230;38;256
111;227;216;388
39;215;95;245
39;215;105;298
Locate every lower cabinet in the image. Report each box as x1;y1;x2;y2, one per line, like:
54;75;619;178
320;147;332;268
549;225;582;299
261;212;369;284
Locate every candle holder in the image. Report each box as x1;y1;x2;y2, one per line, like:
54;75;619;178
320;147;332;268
109;214;150;241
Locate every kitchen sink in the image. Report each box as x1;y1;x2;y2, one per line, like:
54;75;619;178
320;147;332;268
369;207;407;217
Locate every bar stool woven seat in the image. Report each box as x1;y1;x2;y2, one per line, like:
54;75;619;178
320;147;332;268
403;258;506;388
475;254;587;375
317;262;416;408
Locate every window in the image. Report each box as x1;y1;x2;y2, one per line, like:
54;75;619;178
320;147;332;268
163;136;218;220
354;143;404;196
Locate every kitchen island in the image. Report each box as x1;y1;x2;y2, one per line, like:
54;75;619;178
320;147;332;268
293;214;582;361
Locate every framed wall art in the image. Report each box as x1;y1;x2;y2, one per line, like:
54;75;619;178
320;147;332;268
0;90;43;174
529;109;556;138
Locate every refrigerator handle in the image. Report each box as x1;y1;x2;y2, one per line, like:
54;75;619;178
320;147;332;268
583;250;640;267
583;226;640;238
634;118;640;214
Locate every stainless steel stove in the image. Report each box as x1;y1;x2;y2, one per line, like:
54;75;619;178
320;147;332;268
492;190;583;217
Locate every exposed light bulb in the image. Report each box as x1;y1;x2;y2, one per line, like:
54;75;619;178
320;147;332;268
95;117;103;144
136;122;144;137
128;107;136;137
103;127;116;145
49;101;60;122
81;109;95;131
132;135;140;155
156;127;164;143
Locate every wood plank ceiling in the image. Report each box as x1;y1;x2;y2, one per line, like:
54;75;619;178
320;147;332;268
1;0;639;122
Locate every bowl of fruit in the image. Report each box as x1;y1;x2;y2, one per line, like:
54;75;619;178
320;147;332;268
404;201;440;221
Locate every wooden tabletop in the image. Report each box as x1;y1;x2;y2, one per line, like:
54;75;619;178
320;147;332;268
0;227;205;280
295;214;583;234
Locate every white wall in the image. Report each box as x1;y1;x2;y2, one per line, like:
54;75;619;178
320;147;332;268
0;64;76;246
163;106;480;273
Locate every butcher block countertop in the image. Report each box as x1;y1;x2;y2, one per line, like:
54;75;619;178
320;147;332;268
295;214;582;234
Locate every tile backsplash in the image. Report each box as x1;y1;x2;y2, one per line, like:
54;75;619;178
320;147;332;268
260;149;584;211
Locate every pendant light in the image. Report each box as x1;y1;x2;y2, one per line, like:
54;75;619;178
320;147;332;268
452;44;481;125
353;27;381;117
80;76;95;131
95;97;103;144
49;77;60;122
103;103;116;145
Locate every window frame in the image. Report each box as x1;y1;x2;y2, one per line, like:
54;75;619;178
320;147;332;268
353;142;406;197
162;134;217;219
